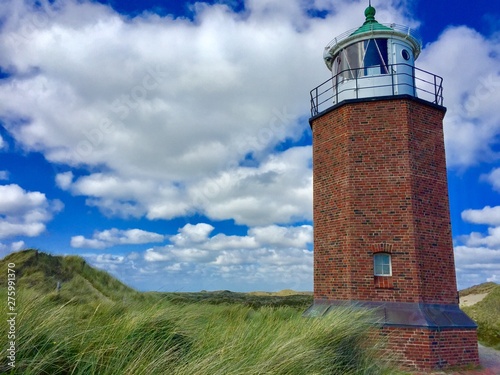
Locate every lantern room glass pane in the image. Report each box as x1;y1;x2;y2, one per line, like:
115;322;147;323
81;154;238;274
332;38;389;79
364;38;388;75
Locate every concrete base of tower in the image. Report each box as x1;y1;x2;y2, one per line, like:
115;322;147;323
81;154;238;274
304;300;479;371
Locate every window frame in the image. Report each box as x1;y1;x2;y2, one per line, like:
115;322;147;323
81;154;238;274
373;252;392;277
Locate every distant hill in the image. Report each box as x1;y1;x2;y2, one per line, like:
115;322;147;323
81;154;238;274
0;249;139;303
459;282;498;297
1;249;313;309
248;289;313;297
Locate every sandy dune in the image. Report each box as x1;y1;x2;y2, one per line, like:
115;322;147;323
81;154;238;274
460;293;489;307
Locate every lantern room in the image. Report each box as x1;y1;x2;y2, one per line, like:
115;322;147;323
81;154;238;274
310;4;443;115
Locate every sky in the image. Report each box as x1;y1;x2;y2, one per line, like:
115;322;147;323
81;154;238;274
0;0;499;293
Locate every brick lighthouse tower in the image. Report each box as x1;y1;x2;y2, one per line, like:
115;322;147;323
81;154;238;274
306;3;479;371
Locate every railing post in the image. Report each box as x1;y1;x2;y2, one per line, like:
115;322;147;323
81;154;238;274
391;63;395;96
315;87;319;115
335;73;339;104
310;91;313;116
433;75;436;104
412;65;416;97
355;68;359;99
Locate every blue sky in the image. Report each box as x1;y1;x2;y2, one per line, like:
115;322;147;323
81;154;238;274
0;0;499;292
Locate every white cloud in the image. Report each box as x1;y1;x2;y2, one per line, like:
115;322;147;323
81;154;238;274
0;0;409;226
71;228;165;249
0;135;4;150
80;222;312;292
59;145;311;225
460;227;500;248
0;171;9;180
420;24;500;288
171;223;215;246
71;235;106;249
55;171;73;190
454;245;500;289
483;167;500;192
0;184;62;239
462;205;500;226
456;204;500;288
189;146;312;226
62;173;189;219
136;222;313;291
249;225;312;248
0;240;26;259
0;0;315;174
11;240;25;251
418;26;500;168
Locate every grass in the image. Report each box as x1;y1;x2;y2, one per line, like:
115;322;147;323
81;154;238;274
462;283;500;350
0;287;396;374
151;290;313;309
8;250;500;373
0;250;398;374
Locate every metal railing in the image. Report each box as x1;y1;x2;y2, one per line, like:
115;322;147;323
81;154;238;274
310;63;443;117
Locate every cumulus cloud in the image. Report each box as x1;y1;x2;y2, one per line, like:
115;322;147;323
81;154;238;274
189;146;312;226
136;222;313;291
55;171;73;190
418;26;500;168
0;0;410;226
460;227;500;248
71;228;165;249
58;145;311;225
462;205;500;226
10;240;25;251
0;240;26;258
60;172;191;219
483;167;500;192
0;0;315;173
454;246;500;289
456;205;500;288
171;223;215;245
0;184;62;239
0;171;9;180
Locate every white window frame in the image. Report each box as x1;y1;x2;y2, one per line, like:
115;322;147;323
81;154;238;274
373;253;392;276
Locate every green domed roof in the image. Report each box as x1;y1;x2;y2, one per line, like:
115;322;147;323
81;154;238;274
350;5;392;36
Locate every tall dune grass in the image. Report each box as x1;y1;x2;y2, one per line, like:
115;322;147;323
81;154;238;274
1;288;397;374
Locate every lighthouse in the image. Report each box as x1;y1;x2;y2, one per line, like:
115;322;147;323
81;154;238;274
306;3;479;371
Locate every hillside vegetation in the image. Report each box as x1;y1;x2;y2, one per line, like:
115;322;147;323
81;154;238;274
0;250;396;375
461;282;500;349
459;282;498;297
0;249;139;304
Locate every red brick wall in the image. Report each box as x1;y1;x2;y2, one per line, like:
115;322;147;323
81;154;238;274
311;98;458;304
378;327;479;371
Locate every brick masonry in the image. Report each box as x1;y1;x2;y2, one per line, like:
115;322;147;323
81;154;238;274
378;327;479;371
311;97;457;304
310;96;479;370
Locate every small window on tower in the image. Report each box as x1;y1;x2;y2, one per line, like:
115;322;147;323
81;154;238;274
401;49;411;61
374;253;392;276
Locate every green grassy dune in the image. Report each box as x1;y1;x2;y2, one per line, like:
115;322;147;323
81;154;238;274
1;249;499;374
0;250;397;375
461;283;500;350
